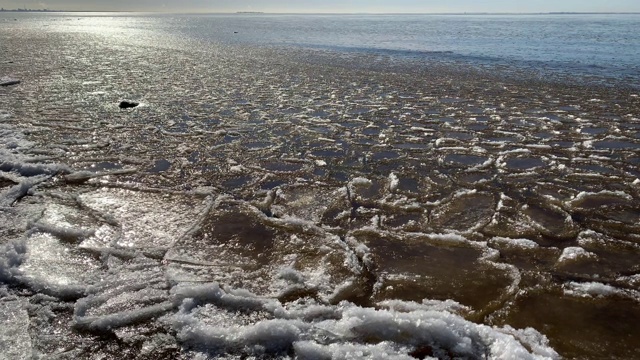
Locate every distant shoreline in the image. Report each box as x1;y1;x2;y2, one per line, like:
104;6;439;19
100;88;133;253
1;9;640;15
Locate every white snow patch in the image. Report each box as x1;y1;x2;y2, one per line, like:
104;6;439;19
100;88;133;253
379;298;470;314
166;283;559;359
388;173;399;192
563;282;621;298
557;247;596;264
0;240;27;284
349;177;372;187
568;190;632;206
491;237;539;250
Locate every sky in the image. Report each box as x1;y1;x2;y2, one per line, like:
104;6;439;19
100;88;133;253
2;0;640;13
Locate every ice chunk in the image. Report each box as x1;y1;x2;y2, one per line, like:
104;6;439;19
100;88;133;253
565;282;617;297
0;78;20;87
568;190;633;208
557;247;596;264
294;341;415;360
490;237;539;250
75;302;174;332
63;168;137;184
379;298;470;314
178;318;305;354
0;240;27;283
349;177;372;187
346;230;516;315
74;257;171;332
272;186;347;224
0;299;32;359
0;159;70;178
0;176;48;207
79;188;209;250
430;191;495;232
167;288;558;359
29;202;98;243
19;232;99;299
522;204;578;241
140;333;179;357
166;202;362;302
388;172;399;192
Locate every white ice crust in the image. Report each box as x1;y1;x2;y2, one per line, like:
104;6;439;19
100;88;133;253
0;185;561;360
164;283;559;359
0;121;564;359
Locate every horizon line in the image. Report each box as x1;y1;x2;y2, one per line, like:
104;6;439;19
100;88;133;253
2;9;640;15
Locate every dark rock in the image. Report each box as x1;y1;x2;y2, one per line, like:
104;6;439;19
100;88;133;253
119;100;139;109
0;79;20;87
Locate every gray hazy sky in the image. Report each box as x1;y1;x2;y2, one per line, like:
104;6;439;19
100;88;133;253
2;0;640;13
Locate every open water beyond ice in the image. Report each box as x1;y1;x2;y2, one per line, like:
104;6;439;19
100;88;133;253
1;13;640;360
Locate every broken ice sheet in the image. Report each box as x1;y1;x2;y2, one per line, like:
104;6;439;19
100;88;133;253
74;256;173;333
165;201;366;304
354;229;514;313
0;299;32;360
19;232;101;298
78;188;211;251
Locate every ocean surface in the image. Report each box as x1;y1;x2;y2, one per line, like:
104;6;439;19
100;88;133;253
1;12;640;359
181;13;640;82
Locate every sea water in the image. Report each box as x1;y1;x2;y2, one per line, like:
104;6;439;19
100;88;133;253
1;12;639;359
5;12;640;81
180;13;640;81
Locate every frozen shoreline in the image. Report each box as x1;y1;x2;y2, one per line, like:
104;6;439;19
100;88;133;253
0;121;560;359
2;15;640;359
